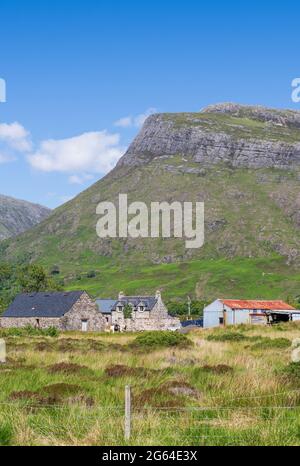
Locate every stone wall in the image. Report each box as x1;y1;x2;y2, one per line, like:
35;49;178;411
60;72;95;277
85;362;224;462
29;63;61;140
61;292;107;331
0;317;61;329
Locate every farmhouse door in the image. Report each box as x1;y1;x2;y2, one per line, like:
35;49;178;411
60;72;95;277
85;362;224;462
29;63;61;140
81;320;88;332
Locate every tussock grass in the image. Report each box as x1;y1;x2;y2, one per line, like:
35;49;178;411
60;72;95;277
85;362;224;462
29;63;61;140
130;331;191;350
0;326;300;445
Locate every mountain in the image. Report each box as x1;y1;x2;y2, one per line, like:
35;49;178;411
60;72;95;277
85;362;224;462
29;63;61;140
0;103;299;300
0;194;51;240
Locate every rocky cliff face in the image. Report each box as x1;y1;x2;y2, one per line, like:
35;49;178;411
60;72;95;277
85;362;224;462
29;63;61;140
0;195;51;240
118;103;300;170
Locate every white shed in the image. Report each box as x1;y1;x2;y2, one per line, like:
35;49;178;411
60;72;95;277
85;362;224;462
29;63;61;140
203;299;298;328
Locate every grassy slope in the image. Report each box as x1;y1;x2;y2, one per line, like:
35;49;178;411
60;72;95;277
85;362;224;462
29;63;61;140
1;159;299;300
0;111;299;300
65;256;300;301
1;324;300;446
164;111;300;142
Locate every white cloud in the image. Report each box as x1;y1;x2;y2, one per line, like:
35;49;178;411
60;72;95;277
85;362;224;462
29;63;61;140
114;116;133;128
27;130;125;175
0;122;32;152
114;108;157;129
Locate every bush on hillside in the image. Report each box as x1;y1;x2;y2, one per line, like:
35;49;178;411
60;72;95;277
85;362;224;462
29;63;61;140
50;265;60;275
130;331;192;349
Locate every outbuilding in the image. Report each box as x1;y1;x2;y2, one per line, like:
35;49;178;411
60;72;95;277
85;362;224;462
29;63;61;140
1;291;106;332
203;299;299;328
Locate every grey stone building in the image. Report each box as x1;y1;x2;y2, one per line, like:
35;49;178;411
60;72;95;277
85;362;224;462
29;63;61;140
95;299;115;326
110;291;181;331
0;291;106;332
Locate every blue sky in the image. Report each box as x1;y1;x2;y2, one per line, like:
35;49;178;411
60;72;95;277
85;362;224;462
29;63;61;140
0;0;300;208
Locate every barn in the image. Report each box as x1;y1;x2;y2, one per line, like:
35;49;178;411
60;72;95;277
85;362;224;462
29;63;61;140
0;291;106;332
203;299;299;328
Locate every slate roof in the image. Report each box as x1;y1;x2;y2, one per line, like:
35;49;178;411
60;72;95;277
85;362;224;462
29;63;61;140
95;299;116;314
111;296;157;312
3;291;84;318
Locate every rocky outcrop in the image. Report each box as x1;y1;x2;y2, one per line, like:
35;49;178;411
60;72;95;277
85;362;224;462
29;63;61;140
202;102;300;128
117;104;300;170
0;194;50;240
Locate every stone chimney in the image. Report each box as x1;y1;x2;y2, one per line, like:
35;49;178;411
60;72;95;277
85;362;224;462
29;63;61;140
155;290;161;301
118;291;125;300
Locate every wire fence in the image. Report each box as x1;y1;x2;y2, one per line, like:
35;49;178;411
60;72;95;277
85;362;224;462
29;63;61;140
1;386;300;445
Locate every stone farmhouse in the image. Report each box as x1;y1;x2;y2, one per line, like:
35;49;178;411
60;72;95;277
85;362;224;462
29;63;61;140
109;291;181;331
0;290;180;332
1;291;106;332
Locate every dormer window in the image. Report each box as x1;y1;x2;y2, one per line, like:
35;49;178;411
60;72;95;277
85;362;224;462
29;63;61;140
138;301;145;312
117;305;123;313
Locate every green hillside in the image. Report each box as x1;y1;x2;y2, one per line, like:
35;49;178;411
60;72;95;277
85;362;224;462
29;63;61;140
1;106;300;300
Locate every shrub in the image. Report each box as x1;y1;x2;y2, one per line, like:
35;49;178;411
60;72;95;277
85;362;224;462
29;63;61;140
273;321;300;331
167;299;207;317
50;265;60;275
131;331;192;349
250;337;290;350
43;326;59;337
0;325;58;337
86;270;96;278
0;421;13;446
281;362;300;379
207;331;290;348
207;331;246;342
123;304;132;319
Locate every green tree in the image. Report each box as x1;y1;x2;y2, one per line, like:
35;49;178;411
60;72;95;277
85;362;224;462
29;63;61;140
17;264;62;293
166;299;207;318
0;263;63;314
123;304;133;319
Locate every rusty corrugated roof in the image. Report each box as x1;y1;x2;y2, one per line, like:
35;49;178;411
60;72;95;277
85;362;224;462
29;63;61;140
221;299;295;311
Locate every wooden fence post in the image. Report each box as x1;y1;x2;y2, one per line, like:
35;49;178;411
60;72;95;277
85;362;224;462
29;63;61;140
0;339;6;364
125;385;131;441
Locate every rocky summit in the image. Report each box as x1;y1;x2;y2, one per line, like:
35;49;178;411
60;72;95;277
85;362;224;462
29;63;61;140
0;103;299;299
0;194;50;240
118;103;300;170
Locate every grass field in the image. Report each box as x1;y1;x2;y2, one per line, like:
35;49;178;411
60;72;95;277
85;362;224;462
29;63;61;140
1;324;300;446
